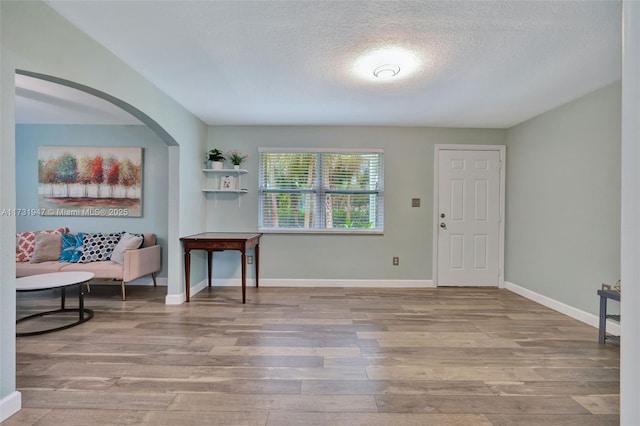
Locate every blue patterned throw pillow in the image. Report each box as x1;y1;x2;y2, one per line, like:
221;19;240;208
58;233;77;262
69;232;86;263
77;232;123;263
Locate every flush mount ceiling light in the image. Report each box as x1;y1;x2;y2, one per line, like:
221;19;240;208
353;47;421;82
373;64;401;79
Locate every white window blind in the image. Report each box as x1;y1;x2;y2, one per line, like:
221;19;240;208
258;149;384;233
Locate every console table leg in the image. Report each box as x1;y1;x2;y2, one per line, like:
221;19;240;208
241;251;247;304
184;250;191;302
207;251;213;287
255;244;260;288
598;294;607;344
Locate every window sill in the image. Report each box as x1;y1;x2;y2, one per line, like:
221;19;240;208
259;229;384;235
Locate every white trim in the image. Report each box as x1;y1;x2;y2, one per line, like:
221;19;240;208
165;278;433;304
433;144;506;288
258;147;383;154
259;279;433;288
0;391;21;423
504;281;621;335
176;278;434;289
164;292;184;305
165;278;208;304
260;229;384;235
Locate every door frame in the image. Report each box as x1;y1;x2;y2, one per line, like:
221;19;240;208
432;144;506;288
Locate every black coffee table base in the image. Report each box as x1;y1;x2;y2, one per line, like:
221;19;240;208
17;282;93;337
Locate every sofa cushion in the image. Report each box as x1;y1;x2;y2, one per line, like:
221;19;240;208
30;233;62;263
111;232;143;265
59;261;124;279
16;260;66;277
16;228;68;262
78;232;122;263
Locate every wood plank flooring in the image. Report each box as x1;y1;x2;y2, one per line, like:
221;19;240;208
6;286;619;425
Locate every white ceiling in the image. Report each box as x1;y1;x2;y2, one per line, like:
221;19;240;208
21;0;622;128
15;74;141;125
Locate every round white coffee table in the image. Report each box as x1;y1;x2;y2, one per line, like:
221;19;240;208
16;271;95;337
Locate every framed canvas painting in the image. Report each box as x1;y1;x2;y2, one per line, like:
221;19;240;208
38;146;143;217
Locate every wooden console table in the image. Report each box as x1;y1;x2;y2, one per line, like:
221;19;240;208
180;232;262;303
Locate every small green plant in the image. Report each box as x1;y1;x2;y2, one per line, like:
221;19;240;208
227;149;248;166
207;149;225;162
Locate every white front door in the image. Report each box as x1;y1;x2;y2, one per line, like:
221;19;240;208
435;147;503;286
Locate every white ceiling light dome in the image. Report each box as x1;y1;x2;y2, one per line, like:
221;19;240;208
353;47;422;82
373;64;401;79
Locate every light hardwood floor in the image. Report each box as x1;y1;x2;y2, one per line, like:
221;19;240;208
7;285;619;425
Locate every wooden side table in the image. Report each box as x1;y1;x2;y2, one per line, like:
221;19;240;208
180;232;262;303
597;289;620;345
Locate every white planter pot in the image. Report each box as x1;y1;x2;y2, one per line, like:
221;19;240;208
211;161;224;170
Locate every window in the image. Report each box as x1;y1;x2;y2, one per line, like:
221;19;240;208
258;148;384;233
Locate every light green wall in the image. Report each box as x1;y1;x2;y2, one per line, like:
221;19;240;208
505;82;621;315
0;0;207;410
0;0;626;417
206;126;506;280
15;124;169;277
0;44;19;411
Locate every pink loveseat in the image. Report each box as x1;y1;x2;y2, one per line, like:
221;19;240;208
16;233;161;300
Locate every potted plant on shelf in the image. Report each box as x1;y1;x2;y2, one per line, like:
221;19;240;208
207;149;225;169
227;149;248;169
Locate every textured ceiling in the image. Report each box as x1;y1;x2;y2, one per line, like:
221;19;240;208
35;0;621;128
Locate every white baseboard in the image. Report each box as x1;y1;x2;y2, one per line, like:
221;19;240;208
165;278;208;305
194;278;434;288
166;279;434;304
164;292;184;305
504;281;621;335
0;391;21;423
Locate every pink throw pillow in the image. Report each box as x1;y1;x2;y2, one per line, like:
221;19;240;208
15;227;68;262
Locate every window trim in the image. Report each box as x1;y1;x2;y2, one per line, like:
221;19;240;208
258;148;384;234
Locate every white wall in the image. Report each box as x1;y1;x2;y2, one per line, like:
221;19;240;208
505;82;621;315
205;126;506;283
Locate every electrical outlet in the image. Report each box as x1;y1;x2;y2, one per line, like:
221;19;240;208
393;257;399;266
411;198;421;207
247;255;253;264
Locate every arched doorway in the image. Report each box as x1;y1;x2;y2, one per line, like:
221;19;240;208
15;69;179;301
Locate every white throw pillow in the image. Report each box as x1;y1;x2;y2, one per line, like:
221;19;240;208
110;232;143;265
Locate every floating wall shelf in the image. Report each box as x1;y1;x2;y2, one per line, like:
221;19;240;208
202;168;249;207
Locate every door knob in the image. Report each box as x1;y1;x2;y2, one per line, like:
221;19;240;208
440;223;446;228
